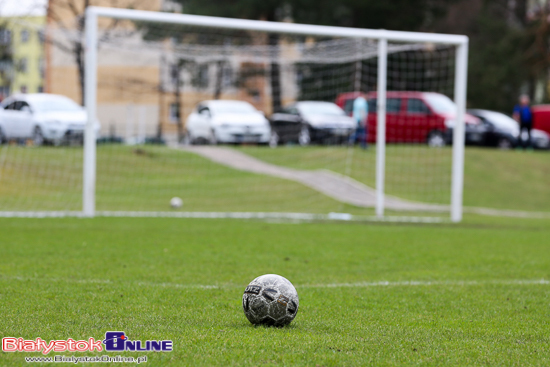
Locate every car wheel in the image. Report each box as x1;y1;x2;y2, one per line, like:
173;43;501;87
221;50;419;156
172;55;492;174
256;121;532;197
0;127;6;144
427;131;446;148
209;129;218;145
33;127;45;147
298;125;311;146
269;131;279;148
497;137;512;150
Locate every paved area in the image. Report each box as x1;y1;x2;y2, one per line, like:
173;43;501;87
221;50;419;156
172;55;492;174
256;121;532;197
178;145;449;212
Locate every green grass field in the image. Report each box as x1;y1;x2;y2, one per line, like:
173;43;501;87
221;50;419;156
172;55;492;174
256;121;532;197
1;215;549;366
0;145;345;213
0;144;548;214
1;144;549;365
237;145;550;212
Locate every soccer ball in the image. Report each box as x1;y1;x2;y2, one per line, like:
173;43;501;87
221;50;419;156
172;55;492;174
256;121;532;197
170;197;183;209
242;274;299;326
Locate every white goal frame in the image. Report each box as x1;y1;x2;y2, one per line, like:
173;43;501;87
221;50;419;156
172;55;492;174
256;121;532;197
84;6;469;222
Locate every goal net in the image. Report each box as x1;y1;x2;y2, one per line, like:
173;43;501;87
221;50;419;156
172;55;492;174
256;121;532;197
0;7;468;222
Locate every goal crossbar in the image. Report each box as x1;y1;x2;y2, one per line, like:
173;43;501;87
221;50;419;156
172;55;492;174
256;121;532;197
87;6;468;45
83;6;469;222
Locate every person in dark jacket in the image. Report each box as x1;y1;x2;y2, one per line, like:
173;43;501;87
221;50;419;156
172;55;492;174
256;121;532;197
513;95;533;150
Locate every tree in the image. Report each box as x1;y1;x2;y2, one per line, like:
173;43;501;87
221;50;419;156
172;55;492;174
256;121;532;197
523;1;550;102
433;0;538;111
466;3;529;111
169;58;199;141
176;0;457;109
47;0;146;105
291;0;454;30
471;21;527;111
136;22;230;140
177;0;290;111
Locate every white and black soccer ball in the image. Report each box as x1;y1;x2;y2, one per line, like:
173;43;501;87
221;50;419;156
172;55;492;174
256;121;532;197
242;274;299;326
170;197;183;209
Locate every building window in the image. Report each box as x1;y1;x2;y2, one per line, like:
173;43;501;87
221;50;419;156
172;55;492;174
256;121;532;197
19;58;28;73
197;64;209;89
169;103;180;123
0;29;11;45
161;0;183;12
38;57;45;78
170;64;180;86
38;86;43;93
20;85;27;93
38;31;45;44
0;86;10;101
222;65;233;88
21;29;29;43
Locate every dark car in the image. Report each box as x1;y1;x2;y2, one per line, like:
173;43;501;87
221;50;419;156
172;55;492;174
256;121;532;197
269;101;355;146
468;109;550;149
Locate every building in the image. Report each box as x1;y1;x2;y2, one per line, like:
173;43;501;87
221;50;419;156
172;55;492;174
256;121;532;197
45;0;164;140
0;15;46;99
44;0;306;141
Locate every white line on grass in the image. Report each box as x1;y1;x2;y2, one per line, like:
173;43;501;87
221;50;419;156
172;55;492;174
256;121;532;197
1;275;548;289
0;211;446;223
300;279;550;288
1;210;549;220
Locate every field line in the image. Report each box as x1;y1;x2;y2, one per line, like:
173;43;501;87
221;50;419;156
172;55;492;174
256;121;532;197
1;275;548;289
300;279;550;288
0;211;446;223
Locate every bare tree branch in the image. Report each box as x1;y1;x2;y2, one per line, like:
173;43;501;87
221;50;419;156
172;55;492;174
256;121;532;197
47;0;152;105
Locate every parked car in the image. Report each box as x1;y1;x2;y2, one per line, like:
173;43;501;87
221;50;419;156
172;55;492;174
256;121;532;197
185;100;270;145
468;109;550;150
0;93;100;146
335;91;482;146
532;105;550;136
269;101;355;146
335;91;367;116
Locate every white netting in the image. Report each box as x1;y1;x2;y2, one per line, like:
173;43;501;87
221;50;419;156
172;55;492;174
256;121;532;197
0;14;459;217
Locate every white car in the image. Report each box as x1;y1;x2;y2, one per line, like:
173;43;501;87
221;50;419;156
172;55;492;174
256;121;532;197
185;100;271;144
0;93;100;146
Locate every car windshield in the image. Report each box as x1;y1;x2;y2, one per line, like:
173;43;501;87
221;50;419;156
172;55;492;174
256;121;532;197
424;94;456;114
298;102;345;116
209;102;257;114
31;97;83;113
482;111;519;131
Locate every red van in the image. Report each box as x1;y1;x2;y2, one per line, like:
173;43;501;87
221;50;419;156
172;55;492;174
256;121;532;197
336;91;482;146
531;105;550;135
335;92;367;116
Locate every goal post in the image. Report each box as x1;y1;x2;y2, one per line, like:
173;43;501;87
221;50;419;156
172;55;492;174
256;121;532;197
451;43;469;223
80;6;468;221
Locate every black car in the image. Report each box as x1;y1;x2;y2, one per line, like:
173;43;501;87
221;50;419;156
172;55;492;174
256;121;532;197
444;122;486;146
468;109;550;149
269;101;356;146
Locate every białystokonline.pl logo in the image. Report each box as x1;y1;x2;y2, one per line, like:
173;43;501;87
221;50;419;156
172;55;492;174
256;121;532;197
2;331;173;355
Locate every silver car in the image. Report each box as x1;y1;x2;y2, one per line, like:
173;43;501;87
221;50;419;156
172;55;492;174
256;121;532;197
0;93;100;146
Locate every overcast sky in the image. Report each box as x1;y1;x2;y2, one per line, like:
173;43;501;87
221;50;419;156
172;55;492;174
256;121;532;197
0;0;47;17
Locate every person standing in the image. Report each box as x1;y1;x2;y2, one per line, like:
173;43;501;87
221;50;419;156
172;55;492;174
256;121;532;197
352;95;368;149
513;95;533;150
